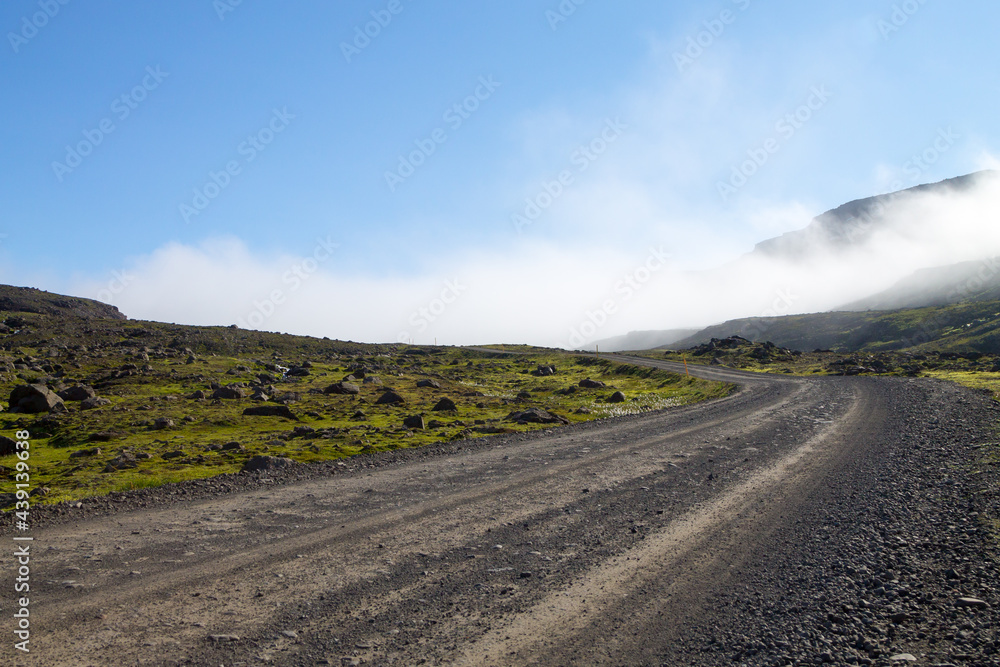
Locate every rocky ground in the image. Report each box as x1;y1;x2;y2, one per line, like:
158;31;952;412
667;376;1000;667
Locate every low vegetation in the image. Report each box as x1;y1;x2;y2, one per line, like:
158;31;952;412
0;310;732;507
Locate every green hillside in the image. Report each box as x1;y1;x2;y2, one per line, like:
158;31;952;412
667;300;1000;354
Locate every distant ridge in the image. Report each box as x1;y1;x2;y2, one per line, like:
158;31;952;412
840;258;1000;311
585;328;700;352
0;285;127;320
750;170;998;261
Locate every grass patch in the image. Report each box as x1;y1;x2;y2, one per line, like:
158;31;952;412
0;313;734;507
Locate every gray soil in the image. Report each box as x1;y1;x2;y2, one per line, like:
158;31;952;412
7;357;999;666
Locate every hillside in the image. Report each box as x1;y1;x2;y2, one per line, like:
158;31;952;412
0;289;729;505
665;299;1000;354
840;257;1000;311
749;171;996;261
0;284;126;322
585;328;700;352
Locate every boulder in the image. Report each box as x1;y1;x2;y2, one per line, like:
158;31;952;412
324;381;361;395
608;391;627;403
375;391;406;405
0;436;17;457
432;397;457;411
242;405;297;419
403;415;425;430
103;451;138;472
505;408;569;425
81;396;112;410
241;455;297;473
578;378;606;389
9;384;65;413
57;384;96;401
153;417;175;430
212;386;248;400
70;447;102;458
416;379;441;389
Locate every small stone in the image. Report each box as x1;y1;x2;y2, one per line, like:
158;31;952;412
889;654;917;662
208;634;240;642
280;630;298;639
956;597;989;609
153;417;175;430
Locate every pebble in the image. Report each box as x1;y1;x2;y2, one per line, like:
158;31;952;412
956;597;989;609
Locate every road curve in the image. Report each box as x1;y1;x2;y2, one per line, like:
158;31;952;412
12;356;996;665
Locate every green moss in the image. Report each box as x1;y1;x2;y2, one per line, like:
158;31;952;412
0;318;733;506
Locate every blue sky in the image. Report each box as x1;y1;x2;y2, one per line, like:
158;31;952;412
2;0;999;345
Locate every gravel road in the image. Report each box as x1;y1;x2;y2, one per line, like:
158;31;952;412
8;357;999;666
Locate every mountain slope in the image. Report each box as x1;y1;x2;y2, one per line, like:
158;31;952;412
840;257;1000;311
749;171;996;261
666;300;1000;354
0;284;126;321
586;329;700;352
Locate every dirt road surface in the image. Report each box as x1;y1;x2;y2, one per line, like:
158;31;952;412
8;357;1000;666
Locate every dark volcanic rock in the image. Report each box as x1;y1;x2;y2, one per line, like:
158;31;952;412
416;379;441;389
324;381;361;395
375;391;406;405
579;378;606;389
432;397;458;411
242;405;297;419
81;396;112;410
9;384;65;413
242;455;297;473
505;407;569;425
212;386;248;400
0;436;17;457
57;384;97;401
403;415;425;430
